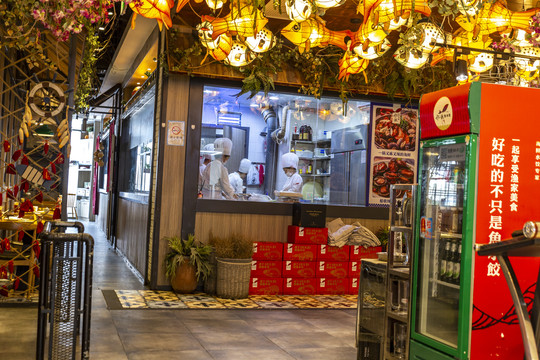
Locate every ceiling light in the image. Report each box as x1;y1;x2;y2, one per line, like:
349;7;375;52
98;27;105;31
147;68;151;71
455;59;469;81
107;11;113;16
137;82;141;85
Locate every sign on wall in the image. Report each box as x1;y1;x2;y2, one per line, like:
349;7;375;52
368;104;419;206
167;120;185;146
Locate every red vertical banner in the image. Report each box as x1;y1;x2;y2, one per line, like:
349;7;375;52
472;84;540;359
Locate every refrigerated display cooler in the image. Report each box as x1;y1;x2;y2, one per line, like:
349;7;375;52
410;83;540;360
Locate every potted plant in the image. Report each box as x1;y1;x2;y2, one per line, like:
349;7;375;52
375;226;389;252
164;234;213;293
209;233;254;299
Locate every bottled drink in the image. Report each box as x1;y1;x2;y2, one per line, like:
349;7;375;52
445;241;457;283
439;240;450;281
452;242;462;284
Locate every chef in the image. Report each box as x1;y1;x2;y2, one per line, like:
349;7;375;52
200;138;235;200
229;158;251;194
199;143;214;185
280;152;303;193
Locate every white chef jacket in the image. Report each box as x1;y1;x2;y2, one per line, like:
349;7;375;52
229;172;244;194
281;173;303;193
199;164;207;188
201;160;235;200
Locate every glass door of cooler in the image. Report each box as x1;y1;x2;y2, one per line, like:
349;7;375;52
413;138;468;352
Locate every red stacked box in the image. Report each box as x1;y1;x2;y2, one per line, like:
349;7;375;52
283;260;317;278
349;277;359;295
250;242;284;295
317;244;350;261
349;261;361;278
316;261;349;278
287;226;328;244
283;244;318;261
349;245;381;261
317;277;349;294
283;277;318;295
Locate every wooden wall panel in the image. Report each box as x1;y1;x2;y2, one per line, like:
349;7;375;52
97;193;109;235
156;75;190;286
116;198;149;276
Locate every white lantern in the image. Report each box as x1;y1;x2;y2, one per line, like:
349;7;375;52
393;47;430;69
205;0;224;10
224;41;255;67
388;16;410;31
515;47;540;72
245;28;276;53
286;0;313;22
468;52;494;73
197;22;219;49
313;0;345;9
353;38;391;60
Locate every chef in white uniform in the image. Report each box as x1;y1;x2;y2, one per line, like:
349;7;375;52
199;143;214;185
201;138;235;200
229;158;251;194
280;152;303;193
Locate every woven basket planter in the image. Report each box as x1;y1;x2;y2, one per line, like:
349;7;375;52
216;257;252;299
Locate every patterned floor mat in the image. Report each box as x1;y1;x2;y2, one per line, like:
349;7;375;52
104;290;358;310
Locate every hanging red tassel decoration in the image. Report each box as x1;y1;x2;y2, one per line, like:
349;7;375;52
50;182;58;190
44;140;49;155
42;168;51;181
8;260;14;274
0;241;3;254
0;193;3;204
36;221;44;234
13;185;19;197
0;266;6;279
33;241;41;259
56;153;65;164
50;162;56;174
53;207;61;220
12;149;22;161
3;238;10;251
32;265;40;278
36;191;43;203
3;140;10;152
6;163;16;175
18;231;24;242
21;179;29;193
18;209;25;218
21;155;29;165
7;189;15;200
13;277;20;290
0;286;8;297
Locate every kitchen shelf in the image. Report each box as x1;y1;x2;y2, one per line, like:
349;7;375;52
298;156;331;160
293;139;331;145
387;310;408;323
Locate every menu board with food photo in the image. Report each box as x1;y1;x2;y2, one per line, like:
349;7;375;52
368;104;419;206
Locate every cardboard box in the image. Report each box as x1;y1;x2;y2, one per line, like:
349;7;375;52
249;278;283;295
292;203;327;228
349;245;382;261
317;261;349;278
349;277;359;295
252;242;284;261
317;278;349;295
282;261;317;278
251;260;282;278
349;261;361;278
287;226;328;245
283;278;318;295
283;244;318;261
317;244;350;262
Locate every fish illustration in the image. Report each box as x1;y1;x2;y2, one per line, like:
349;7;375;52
338;52;369;81
281;18;353;53
130;0;175;31
201;4;268;40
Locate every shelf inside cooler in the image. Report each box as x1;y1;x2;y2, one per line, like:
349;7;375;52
390;225;413;233
432;278;460;290
438;232;462;239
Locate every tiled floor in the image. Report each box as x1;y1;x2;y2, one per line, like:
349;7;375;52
0;221;359;360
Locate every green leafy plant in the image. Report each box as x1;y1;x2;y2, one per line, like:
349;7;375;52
209;233;254;259
164;234;213;281
375;226;390;248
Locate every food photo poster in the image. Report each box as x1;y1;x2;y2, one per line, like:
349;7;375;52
368;104;419;206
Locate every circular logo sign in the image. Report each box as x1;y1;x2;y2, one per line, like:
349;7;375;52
433;96;453;131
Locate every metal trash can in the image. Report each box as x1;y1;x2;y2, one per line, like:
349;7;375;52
36;221;94;360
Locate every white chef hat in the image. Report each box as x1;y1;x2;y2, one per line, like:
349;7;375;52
214;137;232;156
281;152;299;170
239;158;251;173
202;143;215;161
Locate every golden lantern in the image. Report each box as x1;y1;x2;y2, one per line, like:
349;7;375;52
281;18;352;53
515;47;540;72
176;0;190;13
474;1;537;37
224;41;256;67
129;0;175;31
457;0;481;16
393;47;430;69
197;22;233;61
245;28;276;53
415;22;446;52
314;0;346;9
513;29;531;47
206;0;225;10
515;69;539;87
201;4;268;40
285;0;313;22
388;16;411;31
353;38;391;60
468;52;494;73
338;52;369;81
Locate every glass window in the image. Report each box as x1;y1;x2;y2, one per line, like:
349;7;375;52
197;85;374;205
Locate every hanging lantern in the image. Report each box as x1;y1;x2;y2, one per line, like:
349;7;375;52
201;4;268;40
457;0;481;16
515;47;540;72
388;16;411;31
353;38;391;60
468;52;494;73
314;0;345;9
245;28;276;53
415;22;446;52
285;0;313;22
393;47;430;69
474;1;537;37
129;0;175;31
513;29;531;47
206;0;225;10
224;41;256;67
197;22;233;61
281;18;352;53
338;52;369;81
515;69;539;86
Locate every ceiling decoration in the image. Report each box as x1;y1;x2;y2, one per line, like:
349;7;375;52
132;0;540;87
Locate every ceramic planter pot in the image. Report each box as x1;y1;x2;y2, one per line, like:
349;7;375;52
170;256;198;293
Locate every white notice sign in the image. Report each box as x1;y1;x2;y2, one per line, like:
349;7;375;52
167;120;185;146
